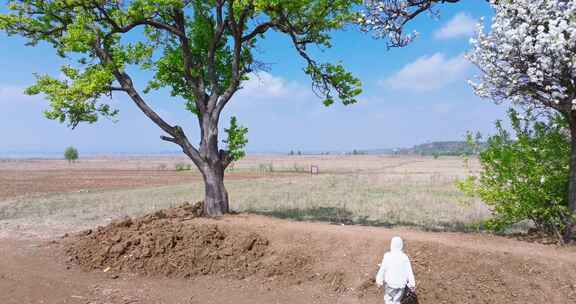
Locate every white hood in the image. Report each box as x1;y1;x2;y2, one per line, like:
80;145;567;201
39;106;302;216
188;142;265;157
375;236;416;289
390;236;403;252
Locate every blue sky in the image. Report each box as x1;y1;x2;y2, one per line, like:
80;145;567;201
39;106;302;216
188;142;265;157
0;2;505;155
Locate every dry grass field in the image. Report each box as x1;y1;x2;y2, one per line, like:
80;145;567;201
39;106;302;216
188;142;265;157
0;154;488;238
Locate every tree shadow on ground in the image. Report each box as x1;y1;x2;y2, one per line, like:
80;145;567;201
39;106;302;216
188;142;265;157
244;207;485;233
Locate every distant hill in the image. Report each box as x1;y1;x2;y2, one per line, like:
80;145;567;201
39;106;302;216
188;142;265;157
359;141;483;156
402;141;480;156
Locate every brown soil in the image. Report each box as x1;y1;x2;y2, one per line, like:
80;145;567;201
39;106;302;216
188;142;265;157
0;169;295;201
65;204;313;285
67;203;281;279
51;205;576;304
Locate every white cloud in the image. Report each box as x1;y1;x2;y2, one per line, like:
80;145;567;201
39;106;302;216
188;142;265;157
241;72;287;97
434;12;477;40
238;72;289;98
381;53;472;91
237;72;311;100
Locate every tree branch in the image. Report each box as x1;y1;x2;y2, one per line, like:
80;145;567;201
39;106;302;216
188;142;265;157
94;2;208;115
108;86;126;91
276;11;333;100
242;21;277;42
362;0;470;47
173;8;208;114
207;1;228;95
92;35;202;163
160;135;178;143
212;1;247;117
93;3;184;39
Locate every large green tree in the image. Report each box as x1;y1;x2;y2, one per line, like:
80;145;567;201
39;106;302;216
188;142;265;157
0;0;362;216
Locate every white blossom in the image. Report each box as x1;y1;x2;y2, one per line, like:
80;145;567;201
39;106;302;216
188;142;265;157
358;0;442;47
467;0;576;113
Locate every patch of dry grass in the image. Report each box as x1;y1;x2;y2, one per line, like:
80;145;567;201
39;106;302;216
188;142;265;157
230;173;488;230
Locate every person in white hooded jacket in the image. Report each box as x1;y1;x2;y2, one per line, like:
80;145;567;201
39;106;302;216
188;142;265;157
375;236;416;304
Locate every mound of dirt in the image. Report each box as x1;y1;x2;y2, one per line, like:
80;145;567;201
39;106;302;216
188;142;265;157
65;203;309;280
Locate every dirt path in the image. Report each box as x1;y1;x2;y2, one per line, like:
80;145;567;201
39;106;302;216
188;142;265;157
0;239;341;304
1;214;575;304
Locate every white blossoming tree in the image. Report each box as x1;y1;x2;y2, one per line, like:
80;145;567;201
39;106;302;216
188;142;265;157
467;0;576;243
359;0;464;48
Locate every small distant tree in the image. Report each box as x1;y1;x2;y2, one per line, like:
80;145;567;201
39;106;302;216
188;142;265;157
64;146;79;163
458;109;571;243
467;0;576;243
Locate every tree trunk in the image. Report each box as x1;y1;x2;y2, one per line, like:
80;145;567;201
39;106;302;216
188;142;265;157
564;112;576;243
199;162;229;216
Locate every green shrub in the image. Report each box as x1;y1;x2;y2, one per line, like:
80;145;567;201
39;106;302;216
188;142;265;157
223;116;248;162
175;163;192;171
64;146;79;163
458;109;572;241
